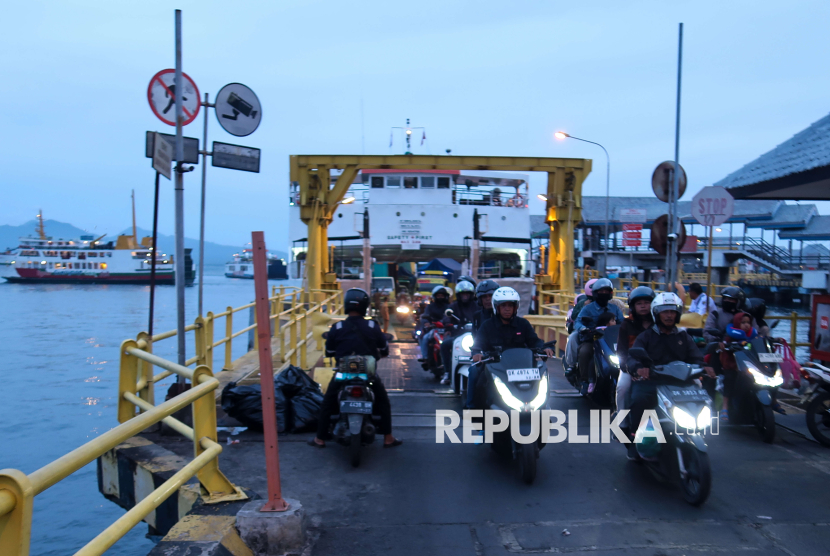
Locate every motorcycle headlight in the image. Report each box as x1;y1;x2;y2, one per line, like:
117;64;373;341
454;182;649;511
672;406;697;430
748;366;783;387
529;374;548;410
609;355;620;367
415;330;421;336
492;376;524;411
396;306;410;314
461;334;474;352
696;406;711;430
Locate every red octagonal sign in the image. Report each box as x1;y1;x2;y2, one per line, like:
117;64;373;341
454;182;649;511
692;186;734;227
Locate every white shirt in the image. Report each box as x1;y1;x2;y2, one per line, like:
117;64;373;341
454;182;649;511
689;293;716;315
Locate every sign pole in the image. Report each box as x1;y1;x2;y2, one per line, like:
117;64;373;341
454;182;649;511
149;171;161;340
668;22;684;292
706;224;714;300
198;92;210;317
174;9;187;382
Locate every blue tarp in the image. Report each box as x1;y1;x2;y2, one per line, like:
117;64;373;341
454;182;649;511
420;258;462;282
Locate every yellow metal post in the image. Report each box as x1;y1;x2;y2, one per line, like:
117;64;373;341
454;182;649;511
224;306;233;370
290;293;299;366
791;311;798;347
136;332;154;407
194;316;206;367
205;312;215;371
118;340;140;423
278;286;286;361
0;469;34;556
300;295;309;369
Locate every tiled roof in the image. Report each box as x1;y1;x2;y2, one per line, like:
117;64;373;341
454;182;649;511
745;203;817;229
779;215;830;240
716;112;830;190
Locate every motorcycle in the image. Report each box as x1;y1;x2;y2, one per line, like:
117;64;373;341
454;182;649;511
395;292;413;326
566;319;620;408
420;319;446;380
478;342;555;484
445;309;474;396
801;361;830;447
708;329;783;443
627;347;713;506
329;355;381;468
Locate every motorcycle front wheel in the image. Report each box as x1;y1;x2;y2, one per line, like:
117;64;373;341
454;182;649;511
806;392;830;447
755;402;776;444
350;433;362;467
678;444;711;506
518;443;538;485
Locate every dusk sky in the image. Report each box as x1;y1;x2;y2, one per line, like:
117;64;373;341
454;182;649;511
2;1;828;251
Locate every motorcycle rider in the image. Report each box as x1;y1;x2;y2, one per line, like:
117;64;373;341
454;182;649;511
440;280;477;384
575;278;624;395
309;288;402;448
463;279;499;408
470;287;555;407
568;278;598;334
626;292;714;458
564;280;597;376
616;286;656;432
418;285;452;368
703;287;756;343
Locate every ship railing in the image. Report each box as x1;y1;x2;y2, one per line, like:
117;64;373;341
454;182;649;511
0;286;345;555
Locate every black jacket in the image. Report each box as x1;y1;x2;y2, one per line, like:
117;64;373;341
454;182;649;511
325;316;389;362
443;300;477;331
472;308;494;337
422;300;450;323
471;316;544;355
626;325;704;375
617;316;652;369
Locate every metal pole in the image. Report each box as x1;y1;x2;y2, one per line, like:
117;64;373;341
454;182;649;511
251;231;289;512
603;148;610;275
198;92;210;317
668;22;684;292
174;9;186;382
706;225;714;299
149;172;161;340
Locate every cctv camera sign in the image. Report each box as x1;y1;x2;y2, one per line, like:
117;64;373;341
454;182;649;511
215;83;262;137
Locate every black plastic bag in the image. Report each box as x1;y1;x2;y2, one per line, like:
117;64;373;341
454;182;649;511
220;381;289;433
275;365;320;397
290;389;324;433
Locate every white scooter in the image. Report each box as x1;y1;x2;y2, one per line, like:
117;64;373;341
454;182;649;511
445;309;475;396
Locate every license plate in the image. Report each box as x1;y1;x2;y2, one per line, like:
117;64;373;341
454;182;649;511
457;356;472;362
759;353;784;363
340;400;373;414
671;388;710;403
506;368;541;382
335;372;369;381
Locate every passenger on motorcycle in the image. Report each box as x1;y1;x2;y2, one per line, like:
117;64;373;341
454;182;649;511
575;278;624;395
463;280;500;408
470;287;555;407
418;285;452;367
563;281;597;376
703;287;756;344
626;292;714;457
440;280;477;384
309;288;402;448
616;286;656;431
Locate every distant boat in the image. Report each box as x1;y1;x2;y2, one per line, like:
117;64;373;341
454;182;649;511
225;247;288;280
0;210;194;285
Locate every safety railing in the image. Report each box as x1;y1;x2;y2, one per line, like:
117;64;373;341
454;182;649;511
0;285;344;556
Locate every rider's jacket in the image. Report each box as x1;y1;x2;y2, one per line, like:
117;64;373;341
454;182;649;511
472;308;494;337
574;301;624;334
325;316;389;362
443;300;476;331
703;309;758;343
617;316;652;369
471;315;544;356
422;300;450;323
625;325;704;375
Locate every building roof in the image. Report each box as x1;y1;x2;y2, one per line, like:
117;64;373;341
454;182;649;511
744;203;817;229
779;215;830;240
715;112;830;200
579;197;784;226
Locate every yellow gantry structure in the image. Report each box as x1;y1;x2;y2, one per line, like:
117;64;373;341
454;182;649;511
290;154;592;294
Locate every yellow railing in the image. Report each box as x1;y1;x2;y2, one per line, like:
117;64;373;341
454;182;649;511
0;286;344;556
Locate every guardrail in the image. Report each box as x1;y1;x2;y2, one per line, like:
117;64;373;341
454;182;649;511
0;285;344;555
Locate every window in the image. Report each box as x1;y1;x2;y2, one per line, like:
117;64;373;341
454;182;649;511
107;252;112;257
421;176;435;188
240;265;248;271
404;177;418;189
68;263;72;269
386;176;401;188
437;177;450;189
94;263;99;269
371;176;384;189
88;252;97;258
78;252;86;260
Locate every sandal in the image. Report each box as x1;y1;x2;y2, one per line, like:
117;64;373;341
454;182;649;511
719;409;729;423
383;439;404;448
307;438;326;448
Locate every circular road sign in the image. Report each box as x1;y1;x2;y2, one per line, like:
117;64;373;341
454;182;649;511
692;185;734;227
147;69;200;126
215;83;262;137
651;161;687;203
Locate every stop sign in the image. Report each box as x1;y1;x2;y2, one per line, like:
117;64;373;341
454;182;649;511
692;186;734;227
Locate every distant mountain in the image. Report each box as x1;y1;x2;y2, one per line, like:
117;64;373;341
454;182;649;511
0;220;286;266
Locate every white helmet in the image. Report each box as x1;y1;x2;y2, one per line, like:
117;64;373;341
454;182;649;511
651;292;683;324
492;287;520;312
455;281;475;294
431;285;450;299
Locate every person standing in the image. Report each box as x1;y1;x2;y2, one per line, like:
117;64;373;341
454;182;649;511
688;282;716;315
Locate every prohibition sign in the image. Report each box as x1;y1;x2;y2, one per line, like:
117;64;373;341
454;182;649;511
147;69;200;126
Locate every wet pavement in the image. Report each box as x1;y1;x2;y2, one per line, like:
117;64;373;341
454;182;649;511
150;339;830;555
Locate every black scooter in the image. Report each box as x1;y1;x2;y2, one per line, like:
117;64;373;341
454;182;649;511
566;319;620;408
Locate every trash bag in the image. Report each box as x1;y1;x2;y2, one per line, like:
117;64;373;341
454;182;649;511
275;365;320;397
291;389;324;433
220;381;289;433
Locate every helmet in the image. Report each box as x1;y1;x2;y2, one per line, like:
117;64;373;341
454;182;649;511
432;285;450;300
721;287;746;313
651;292;683;324
628;286;656;309
455;280;475;294
492;286;520;313
475;279;500;301
584;278;599;297
592;278;613;293
344;288;370;316
457;275;477;288
745;298;766;322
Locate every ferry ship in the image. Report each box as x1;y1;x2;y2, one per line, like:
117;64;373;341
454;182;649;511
0;213;194;285
225;247;288;280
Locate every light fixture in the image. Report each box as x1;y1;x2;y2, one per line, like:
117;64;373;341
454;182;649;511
406;130;412;135
715;228;722;232
342;196;356;204
554;131;569;140
537;194;548;202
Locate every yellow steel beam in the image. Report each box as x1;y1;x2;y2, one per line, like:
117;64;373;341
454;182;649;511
291;154;591;174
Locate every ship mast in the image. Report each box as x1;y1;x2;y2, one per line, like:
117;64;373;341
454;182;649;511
36;209;46;240
131;189;138;246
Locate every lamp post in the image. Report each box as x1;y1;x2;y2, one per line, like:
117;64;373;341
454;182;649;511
555;132;611;273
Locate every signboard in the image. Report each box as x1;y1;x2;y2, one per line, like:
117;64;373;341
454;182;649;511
811;294;830;362
622;222;643;247
147;69;200;126
145;131;200;164
619;208;647;223
152;132;172;179
649;214;687;256
215;83;262;137
212;142;261;173
652;161;687;203
692;186;734;227
397;219;423;249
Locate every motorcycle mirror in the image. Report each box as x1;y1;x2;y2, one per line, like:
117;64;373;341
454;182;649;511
628;347;651;364
705;328;724;338
445;308;454;315
769;320;780;330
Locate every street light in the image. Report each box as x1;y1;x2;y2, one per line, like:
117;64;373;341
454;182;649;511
555;131;611;274
342;196;356;204
537;194;548;202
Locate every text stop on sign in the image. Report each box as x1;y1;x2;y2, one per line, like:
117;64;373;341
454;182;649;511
692;186;734;227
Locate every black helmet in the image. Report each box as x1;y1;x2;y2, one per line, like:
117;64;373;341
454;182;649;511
628;286;655;309
721;286;746;313
458;275;477;288
344;288;370;316
475;279;500;303
745;297;766;321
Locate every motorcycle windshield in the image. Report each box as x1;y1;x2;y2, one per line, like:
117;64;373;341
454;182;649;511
652;361;693;381
487;348;534;374
749;337;776;375
600;324;620;349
